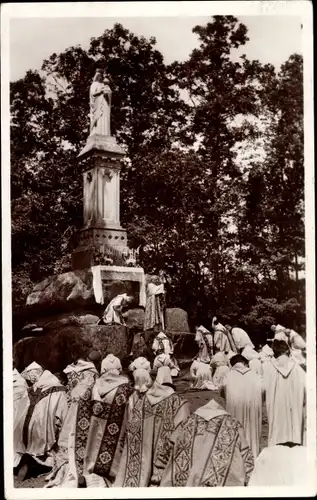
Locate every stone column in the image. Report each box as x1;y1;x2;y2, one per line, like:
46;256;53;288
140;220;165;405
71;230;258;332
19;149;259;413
83;156;122;229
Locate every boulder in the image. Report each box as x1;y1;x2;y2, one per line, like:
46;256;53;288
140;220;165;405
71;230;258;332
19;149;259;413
166;308;190;333
25;270;139;317
76;314;99;325
13;324;128;374
123;307;190;334
82;325;128;360
26;270;94;310
17;312;101;339
123;308;145;330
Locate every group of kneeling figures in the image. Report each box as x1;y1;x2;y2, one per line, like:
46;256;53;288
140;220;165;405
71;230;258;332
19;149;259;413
13;321;307;488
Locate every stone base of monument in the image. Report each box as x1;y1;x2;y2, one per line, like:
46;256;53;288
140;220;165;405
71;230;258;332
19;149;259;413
14;269;194;373
13;323;128;374
13;325;197;375
24;268;144;317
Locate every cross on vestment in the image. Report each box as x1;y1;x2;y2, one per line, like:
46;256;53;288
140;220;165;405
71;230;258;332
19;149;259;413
22;386;67;448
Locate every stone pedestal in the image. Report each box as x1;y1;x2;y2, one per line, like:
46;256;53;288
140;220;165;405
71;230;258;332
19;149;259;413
72;133;139;269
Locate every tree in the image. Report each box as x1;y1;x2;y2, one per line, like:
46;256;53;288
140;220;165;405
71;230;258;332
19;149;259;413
237;54;304;331
10;24;189;314
10;19;305;337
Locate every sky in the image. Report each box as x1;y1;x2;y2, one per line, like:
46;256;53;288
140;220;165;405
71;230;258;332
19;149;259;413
9;15;302;81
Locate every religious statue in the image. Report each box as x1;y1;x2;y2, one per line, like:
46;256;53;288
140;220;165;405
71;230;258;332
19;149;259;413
89;68;112;136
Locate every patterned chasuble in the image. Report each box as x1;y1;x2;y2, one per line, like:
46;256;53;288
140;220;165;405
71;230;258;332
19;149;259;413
121;392;189;487
167;414;254;487
22;386;67;448
75;383;133;478
65;369;98;407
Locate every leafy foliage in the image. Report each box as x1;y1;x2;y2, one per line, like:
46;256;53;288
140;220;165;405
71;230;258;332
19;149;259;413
10;18;304;342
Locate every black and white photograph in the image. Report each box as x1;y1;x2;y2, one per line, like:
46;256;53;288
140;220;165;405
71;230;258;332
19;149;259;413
2;1;315;497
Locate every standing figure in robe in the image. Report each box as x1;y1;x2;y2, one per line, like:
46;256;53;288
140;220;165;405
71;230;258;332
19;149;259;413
14;370;68;480
262;339;306;447
220;354;262;460
89;69;112;136
160;398;254;487
101;293;133;325
59;354;133;488
114;366;190;487
144;278;165;332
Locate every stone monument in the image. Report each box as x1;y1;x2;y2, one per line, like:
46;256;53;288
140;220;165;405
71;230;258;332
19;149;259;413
18;68;191;373
71;68;146;307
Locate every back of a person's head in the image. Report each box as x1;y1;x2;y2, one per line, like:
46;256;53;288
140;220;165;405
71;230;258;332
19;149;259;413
121;354;133;371
272;339;290;358
230;354;248;367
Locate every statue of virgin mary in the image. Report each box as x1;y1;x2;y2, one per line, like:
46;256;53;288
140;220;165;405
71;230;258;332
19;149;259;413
89;69;112;136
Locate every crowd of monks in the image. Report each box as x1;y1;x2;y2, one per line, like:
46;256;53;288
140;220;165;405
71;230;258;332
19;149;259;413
13;319;307;488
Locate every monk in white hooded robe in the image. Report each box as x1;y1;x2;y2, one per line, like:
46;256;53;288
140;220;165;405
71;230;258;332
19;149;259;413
14;370;68;473
195;325;214;363
152;332;180;376
13;369;28;415
102;293;133;325
212;318;231;352
127;356;152;415
248;444;308;487
153;352;180;377
190;360;216;390
127;368;153;418
21;361;44;385
221;354;262;459
262;340;306;447
242;346;262;376
226;325;255;351
258;344;274;363
210;350;230;389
